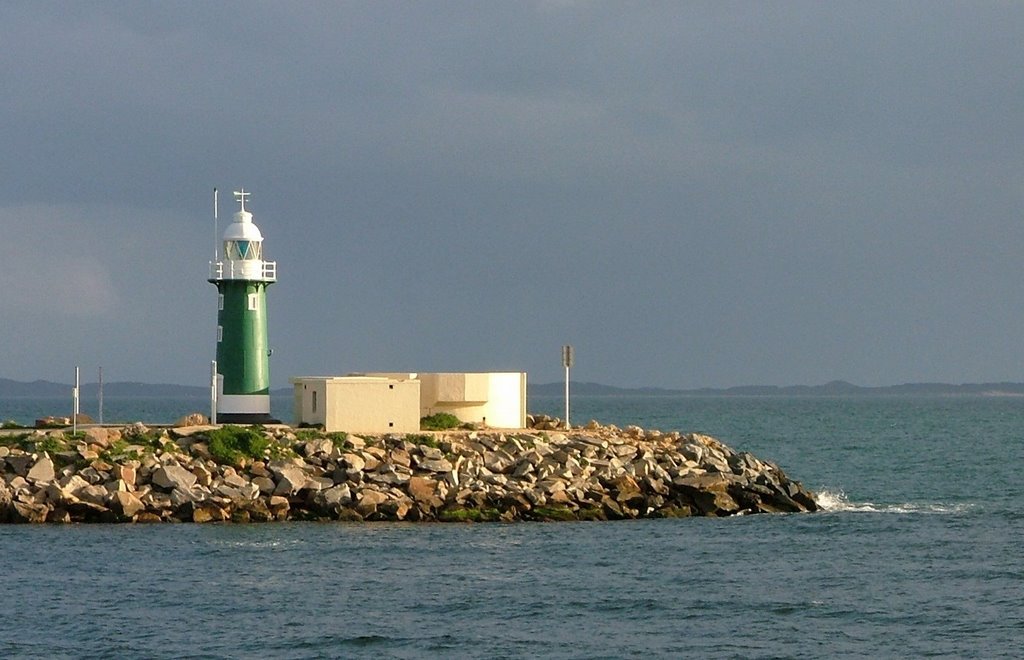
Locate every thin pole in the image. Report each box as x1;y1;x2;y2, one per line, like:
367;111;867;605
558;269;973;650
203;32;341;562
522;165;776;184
562;344;573;429
98;366;103;425
73;366;80;434
211;360;218;425
564;364;570;428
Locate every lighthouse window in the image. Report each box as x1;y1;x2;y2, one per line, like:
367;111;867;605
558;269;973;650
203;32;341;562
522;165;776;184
224;240;262;261
217;325;223;342
248;293;258;311
218;294;224;311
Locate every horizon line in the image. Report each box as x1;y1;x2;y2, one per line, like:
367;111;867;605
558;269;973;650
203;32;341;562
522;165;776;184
5;376;1024;391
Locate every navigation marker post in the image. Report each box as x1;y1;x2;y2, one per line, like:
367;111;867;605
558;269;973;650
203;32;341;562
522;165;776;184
562;345;574;428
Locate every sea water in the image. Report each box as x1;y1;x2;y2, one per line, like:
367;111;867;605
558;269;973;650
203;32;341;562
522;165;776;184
1;395;1022;658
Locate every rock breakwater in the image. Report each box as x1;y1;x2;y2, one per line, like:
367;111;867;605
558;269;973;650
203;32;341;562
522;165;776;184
0;420;817;523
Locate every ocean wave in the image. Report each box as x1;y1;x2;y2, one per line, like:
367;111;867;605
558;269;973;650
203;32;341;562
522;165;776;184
814;489;972;514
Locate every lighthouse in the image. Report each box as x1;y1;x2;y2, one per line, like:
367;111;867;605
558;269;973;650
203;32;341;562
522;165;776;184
209;189;278;424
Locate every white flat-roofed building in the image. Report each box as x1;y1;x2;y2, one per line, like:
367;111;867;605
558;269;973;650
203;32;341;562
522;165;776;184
290;372;528;432
290;375;420;434
366;372;527;429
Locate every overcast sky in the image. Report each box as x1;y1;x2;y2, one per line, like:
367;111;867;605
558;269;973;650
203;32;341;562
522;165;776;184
2;1;1024;389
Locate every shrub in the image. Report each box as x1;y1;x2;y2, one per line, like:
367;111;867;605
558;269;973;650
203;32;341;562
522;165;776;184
421;412;462;431
406;433;438;449
33;435;68;455
1;420;25;429
123;426;166;448
0;432;31;449
327;431;349;444
294;429;321;442
206;425;270;465
101;439;143;463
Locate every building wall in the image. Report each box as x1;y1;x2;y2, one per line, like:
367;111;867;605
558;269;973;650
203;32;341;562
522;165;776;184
292;379;327;426
291;377;420;433
417;372;527;428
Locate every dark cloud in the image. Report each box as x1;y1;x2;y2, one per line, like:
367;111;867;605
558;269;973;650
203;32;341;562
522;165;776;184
2;1;1023;388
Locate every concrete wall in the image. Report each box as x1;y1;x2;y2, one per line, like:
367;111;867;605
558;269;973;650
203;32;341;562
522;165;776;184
417;372;527;429
290;377;420;433
292;378;328;426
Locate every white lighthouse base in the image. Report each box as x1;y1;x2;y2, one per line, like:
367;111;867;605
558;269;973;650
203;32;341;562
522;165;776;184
216;393;280;424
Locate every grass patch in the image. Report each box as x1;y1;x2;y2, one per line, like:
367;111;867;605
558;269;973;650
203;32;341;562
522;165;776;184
295;429;347;447
2;420;25;429
33;435;69;455
0;432;32;449
294;428;322;442
123;426;166;448
266;441;298;460
420;412;462;431
101;439;144;463
206;425;271;466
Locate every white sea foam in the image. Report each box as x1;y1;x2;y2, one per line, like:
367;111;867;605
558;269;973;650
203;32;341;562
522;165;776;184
813;489;971;514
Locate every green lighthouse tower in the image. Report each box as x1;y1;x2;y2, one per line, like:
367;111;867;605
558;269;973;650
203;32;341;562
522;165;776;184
209;189;277;424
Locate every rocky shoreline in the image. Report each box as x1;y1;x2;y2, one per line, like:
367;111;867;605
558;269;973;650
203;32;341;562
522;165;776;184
0;418;818;523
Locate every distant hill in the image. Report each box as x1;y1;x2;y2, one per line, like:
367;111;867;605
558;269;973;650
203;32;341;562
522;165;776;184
528;381;685;396
4;377;1024;398
0;378;292;398
528;379;1024;397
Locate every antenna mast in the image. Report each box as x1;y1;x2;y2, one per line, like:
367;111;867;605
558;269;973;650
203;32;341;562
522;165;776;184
213;187;219;261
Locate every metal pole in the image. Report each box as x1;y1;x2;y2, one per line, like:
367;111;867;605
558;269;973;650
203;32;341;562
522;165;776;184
98;366;103;425
565;364;570;428
73;366;80;434
211;360;218;425
562;345;573;429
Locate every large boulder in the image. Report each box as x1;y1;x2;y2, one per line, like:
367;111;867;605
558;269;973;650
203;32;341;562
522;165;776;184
192;504;228;523
4;454;35;476
673;474;741;516
273;467;310;495
83;427;114;448
406;476;438;504
26;456;56;484
340;453;366;472
303;438;334;457
417;458;453;473
609;474;643;505
109;491;146;520
152;464;198;491
113;465;137;489
354;489;388;516
311;485;352;512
